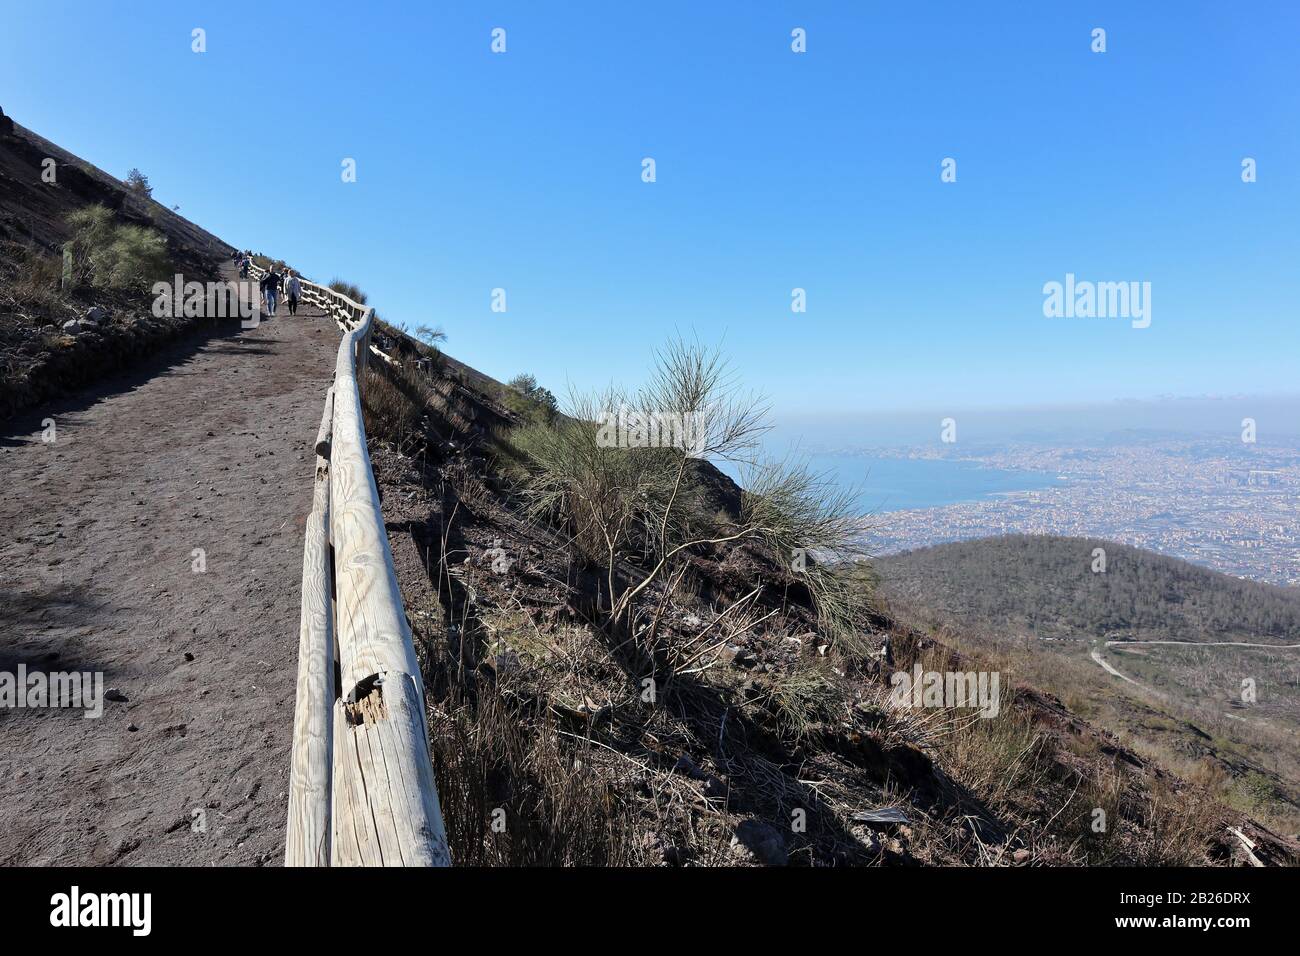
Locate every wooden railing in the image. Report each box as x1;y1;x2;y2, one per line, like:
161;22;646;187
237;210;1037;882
247;263;450;867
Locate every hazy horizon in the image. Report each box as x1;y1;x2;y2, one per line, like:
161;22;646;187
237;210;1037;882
770;392;1300;451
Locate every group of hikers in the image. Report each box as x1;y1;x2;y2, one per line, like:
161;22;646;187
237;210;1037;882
259;264;301;317
233;251;301;318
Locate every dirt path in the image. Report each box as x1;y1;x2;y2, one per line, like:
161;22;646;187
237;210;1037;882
1089;642;1281;728
1088;648;1144;687
0;272;337;865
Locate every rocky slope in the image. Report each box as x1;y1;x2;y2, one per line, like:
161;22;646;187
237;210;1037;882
357;343;1299;866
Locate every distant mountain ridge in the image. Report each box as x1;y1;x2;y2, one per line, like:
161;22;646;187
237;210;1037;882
876;534;1300;645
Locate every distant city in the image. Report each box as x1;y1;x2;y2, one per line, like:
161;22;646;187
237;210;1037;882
846;437;1300;587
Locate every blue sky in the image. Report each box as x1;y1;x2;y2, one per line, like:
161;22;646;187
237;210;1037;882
3;1;1297;425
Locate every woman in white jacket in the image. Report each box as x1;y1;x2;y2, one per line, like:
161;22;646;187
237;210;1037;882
284;270;302;316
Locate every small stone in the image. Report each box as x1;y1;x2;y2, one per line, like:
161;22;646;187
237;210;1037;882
672;754;703;779
730;819;788;866
104;688;128;702
722;644;756;668
701;775;729;803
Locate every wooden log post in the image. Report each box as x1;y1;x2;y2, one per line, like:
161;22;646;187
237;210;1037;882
285;456;335;866
327;310;450;866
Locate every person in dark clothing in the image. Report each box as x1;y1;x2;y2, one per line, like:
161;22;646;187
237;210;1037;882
259;266;282;317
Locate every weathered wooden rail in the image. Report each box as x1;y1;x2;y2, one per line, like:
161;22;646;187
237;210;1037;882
247;263;450;867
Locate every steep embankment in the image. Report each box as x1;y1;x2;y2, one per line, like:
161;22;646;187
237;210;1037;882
354;348;1298;866
0;112;232;264
0;109;237;420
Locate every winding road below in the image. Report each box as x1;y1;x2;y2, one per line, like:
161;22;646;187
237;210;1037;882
1106;640;1300;650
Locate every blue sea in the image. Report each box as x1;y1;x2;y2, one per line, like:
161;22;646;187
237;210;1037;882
772;453;1060;515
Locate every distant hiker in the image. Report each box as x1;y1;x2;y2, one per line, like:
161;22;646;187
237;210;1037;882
284;270;302;316
260;265;282;317
238;256;249;279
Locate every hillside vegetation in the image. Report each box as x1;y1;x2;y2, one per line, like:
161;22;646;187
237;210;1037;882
0;112;235;420
877;534;1300;644
875;535;1300;834
353;338;1297;865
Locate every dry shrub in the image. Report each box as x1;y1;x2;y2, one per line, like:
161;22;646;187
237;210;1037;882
6;243;65;319
510;337;867;647
65;204;169;291
766;657;845;741
361;365;423;452
1129;777;1220;865
328;278;367;304
427;684;650;866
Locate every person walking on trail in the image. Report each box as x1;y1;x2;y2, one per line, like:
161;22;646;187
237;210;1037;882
284;270;302;316
260;264;282;317
238;255;249;279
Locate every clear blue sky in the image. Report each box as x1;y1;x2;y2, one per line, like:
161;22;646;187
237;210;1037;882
3;1;1297;421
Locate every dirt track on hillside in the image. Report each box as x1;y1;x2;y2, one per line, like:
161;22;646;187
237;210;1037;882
0;274;337;865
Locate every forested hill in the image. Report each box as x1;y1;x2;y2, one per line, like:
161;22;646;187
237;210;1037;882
875;535;1300;644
